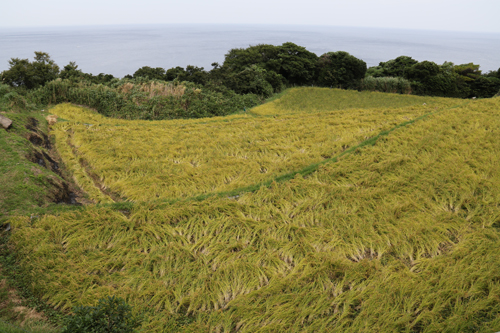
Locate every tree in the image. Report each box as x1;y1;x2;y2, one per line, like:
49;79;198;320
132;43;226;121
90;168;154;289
366;56;418;78
133;66;166;80
407;61;445;96
59;61;84;81
453;63;482;82
92;73;116;84
484;68;500;79
183;65;208;85
31;51;60;87
277;42;318;85
316;51;367;89
381;56;418;78
1;58;31;88
406;60;440;82
469;76;500;98
405;61;475;97
365;65;384;78
222;42;319;86
207;62;228;88
166;66;187;81
223;44;281;74
225;65;274;97
165;66;208;85
1;52;59;89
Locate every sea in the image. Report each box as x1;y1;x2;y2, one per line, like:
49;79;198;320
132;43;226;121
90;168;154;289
1;24;499;78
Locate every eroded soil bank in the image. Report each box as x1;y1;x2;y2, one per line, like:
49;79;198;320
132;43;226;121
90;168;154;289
1;109;92;332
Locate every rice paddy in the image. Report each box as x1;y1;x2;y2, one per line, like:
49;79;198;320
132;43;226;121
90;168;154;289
251;87;454;115
48;89;457;203
7;89;500;332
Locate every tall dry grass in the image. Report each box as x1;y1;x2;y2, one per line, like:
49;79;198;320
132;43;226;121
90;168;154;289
118;81;186;99
361;76;413;94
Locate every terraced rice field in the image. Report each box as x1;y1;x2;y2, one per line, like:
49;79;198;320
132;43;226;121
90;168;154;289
7;89;500;332
48;89;457;203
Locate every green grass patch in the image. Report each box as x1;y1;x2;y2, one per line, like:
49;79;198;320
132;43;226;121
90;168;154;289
0;112;54;222
252;87;454;115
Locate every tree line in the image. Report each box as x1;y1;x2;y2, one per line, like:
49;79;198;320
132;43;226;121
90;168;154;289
1;43;499;100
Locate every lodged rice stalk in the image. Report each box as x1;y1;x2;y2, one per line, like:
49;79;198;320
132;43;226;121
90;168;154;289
48;89;458;203
8;96;500;332
252;87;453;116
51;122;114;204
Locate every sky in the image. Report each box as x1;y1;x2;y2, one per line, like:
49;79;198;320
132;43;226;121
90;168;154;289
1;0;500;33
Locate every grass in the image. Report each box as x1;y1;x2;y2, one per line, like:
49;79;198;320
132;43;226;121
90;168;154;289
5;89;500;332
0;319;60;333
0;111;72;223
0;241;62;333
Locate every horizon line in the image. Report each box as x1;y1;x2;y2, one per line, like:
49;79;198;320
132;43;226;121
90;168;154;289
0;23;499;36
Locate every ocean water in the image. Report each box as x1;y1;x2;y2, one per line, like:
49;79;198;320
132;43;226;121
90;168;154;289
1;24;499;78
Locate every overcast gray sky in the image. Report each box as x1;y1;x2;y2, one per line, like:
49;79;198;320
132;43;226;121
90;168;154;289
1;0;499;33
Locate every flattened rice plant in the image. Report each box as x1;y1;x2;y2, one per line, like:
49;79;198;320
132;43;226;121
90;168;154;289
251;87;454;115
8;97;500;332
48;88;457;203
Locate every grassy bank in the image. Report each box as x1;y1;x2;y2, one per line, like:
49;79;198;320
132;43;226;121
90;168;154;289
0;108;67;332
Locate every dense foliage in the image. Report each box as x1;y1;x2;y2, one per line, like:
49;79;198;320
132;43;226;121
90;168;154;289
222;42;318;86
366;56;500;98
360;76;412;94
62;296;143;333
11;78;258;120
1;45;499;122
1;52;59;89
316;51;367;89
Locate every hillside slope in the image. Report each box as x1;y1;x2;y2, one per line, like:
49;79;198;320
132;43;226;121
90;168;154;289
6;90;500;332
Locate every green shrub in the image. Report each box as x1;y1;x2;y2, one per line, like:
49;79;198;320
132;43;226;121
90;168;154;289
361;76;412;94
62;296;143;333
26;79;261;120
0;84;11;99
2;91;29;109
470;76;500;98
226;65;274;97
316;51;367;89
410;72;471;98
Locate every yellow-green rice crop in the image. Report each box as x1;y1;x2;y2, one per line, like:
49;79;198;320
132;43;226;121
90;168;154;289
252;87;455;115
7;94;500;332
48;89;458;203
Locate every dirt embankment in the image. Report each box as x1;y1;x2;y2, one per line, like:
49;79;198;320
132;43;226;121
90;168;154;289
0;111;84;331
24;116;91;206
